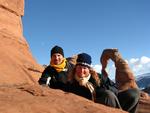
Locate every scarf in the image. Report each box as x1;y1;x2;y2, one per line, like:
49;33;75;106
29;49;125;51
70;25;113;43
50;58;67;72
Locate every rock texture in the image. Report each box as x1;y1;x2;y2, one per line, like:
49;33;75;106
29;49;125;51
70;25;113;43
0;85;128;113
0;0;43;86
100;48;138;91
0;0;149;113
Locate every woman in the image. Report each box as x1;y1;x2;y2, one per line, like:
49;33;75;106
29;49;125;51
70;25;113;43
38;45;74;90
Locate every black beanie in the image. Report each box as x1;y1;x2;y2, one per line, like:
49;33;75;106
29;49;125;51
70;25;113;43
51;45;64;57
76;53;92;67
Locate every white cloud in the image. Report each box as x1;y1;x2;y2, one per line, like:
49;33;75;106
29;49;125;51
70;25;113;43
92;63;115;79
92;56;150;79
92;64;102;73
140;56;150;64
129;56;150;76
129;58;139;65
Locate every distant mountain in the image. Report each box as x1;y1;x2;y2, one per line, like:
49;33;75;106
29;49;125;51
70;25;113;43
136;73;150;89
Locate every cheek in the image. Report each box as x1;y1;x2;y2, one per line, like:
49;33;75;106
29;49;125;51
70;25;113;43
75;68;81;75
85;69;90;75
59;58;63;62
75;68;90;77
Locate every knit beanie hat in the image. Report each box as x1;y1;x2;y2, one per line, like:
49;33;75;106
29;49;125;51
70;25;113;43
51;45;64;57
76;53;92;68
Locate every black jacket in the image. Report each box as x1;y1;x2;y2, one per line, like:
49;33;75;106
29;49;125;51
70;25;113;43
38;61;74;90
65;76;99;100
65;74;118;101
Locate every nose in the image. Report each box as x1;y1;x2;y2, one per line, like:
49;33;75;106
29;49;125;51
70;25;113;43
54;55;59;60
78;67;85;74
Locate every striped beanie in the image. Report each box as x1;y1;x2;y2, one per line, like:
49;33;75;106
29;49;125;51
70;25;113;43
76;53;92;68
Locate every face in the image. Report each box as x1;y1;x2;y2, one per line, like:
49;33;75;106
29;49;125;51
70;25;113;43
75;65;90;78
51;53;64;65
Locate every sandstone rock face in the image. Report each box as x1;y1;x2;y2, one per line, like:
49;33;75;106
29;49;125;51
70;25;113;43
0;0;24;38
0;0;24;16
0;85;128;113
0;0;149;113
0;0;43;86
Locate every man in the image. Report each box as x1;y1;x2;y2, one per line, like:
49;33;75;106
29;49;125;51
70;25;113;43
38;45;74;90
67;52;138;113
66;53;101;101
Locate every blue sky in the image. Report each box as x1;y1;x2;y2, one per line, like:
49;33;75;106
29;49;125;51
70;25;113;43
22;0;150;78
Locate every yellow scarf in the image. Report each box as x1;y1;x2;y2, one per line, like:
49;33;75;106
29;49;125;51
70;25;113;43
50;58;67;72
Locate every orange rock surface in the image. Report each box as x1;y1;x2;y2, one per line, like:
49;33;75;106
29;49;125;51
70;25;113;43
0;0;149;113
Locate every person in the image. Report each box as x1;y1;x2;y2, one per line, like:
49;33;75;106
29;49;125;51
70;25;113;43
66;53;139;113
66;53;101;101
38;45;74;90
66;53;121;108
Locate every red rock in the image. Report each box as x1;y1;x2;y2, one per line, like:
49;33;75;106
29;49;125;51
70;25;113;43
0;0;149;113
